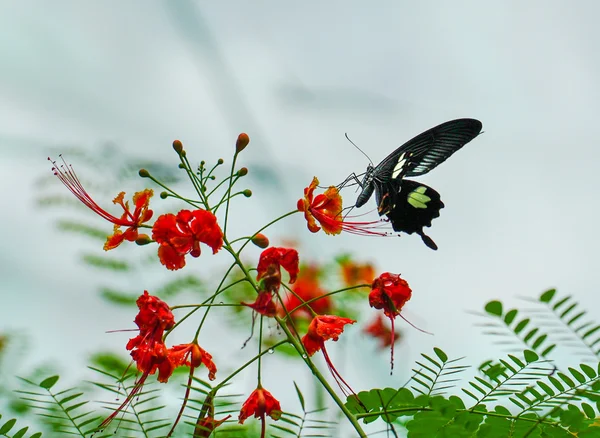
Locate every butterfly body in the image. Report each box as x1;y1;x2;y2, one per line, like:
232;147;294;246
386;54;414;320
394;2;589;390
354;118;483;249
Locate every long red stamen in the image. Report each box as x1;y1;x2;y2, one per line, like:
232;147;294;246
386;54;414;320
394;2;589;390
48;156;135;227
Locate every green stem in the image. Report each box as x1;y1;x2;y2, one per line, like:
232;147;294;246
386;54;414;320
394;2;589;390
236;210;300;255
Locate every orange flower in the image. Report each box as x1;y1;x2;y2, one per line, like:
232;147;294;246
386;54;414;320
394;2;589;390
297;176;343;235
49;157;154;250
339;258;375;286
297;177;386;236
256;247;299;293
302;315;357;397
100;292;175;430
369;273;412;371
239;387;282;438
152;209;223;270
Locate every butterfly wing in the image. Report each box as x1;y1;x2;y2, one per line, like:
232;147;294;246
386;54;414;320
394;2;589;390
374;118;483;181
376;179;444;250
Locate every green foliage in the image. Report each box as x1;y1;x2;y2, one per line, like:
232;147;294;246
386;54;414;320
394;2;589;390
482;300;556;358
411;347;468;396
15;375;99;437
0;415;42;438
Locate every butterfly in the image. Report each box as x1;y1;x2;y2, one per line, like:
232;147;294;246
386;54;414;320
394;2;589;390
350;118;483;250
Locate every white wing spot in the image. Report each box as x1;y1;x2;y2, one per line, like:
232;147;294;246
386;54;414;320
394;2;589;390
392;153;406;179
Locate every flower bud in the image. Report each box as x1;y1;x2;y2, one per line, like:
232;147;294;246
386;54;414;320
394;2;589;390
160;191;169;199
172;140;183;153
238;167;248;176
242;189;252;198
251;233;270;249
135;234;152;245
236;133;250;153
139;169;149;178
217;158;224;165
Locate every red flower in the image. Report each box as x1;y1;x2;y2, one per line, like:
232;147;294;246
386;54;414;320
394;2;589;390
243;291;277;317
166;342;217;381
364;314;401;349
284;267;331;318
163;342;218;437
339;258;375;287
297;177;386;236
368;273;412;371
100;292;175;430
239;387;282;438
302;315;355;356
369;273;412;320
302;315;357;396
49;157;154;250
152;209;223;270
256;247;299;292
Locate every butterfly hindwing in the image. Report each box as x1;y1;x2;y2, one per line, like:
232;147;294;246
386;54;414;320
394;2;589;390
376;179;444;250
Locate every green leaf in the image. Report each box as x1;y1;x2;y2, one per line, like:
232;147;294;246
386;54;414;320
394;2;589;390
12;427;28;438
514;318;530;334
39;376;59;389
541;344;556;357
548;376;565;392
504;309;518;324
532;334;547;349
485;301;503;316
569;367;586;384
581;402;595;419
293;381;305;412
580;364;597;379
433;347;448;363
558;373;575;388
537;381;555;396
540;289;556;302
0;419;16;434
524;328;539;342
523;350;539;363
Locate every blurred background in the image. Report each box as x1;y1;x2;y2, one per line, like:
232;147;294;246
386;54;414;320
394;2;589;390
1;1;599;436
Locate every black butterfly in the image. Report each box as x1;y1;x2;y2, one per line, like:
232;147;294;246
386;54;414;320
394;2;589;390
351;118;483;250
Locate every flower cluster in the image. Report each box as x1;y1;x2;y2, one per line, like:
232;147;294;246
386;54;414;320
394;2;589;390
51;135;420;438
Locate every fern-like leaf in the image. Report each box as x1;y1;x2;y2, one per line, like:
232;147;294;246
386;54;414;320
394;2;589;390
410;347;468;396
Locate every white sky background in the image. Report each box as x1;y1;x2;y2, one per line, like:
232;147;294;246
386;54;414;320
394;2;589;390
1;1;599;435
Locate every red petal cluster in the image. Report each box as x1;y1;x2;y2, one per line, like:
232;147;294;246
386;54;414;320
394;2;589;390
166;342;217;381
302;315;357;397
126;291;176;381
256;247;299;291
302;314;356;356
368;272;412;371
243;247;300;318
369;272;412;320
152;209;223;270
239;387;282;438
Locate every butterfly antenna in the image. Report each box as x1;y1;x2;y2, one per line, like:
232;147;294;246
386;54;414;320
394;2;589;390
345;133;373;166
